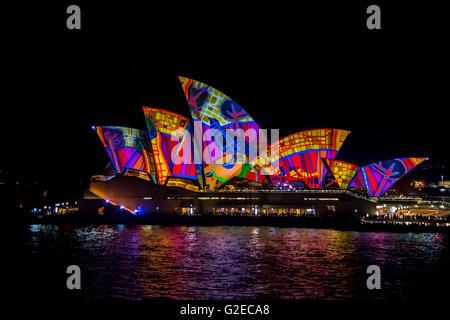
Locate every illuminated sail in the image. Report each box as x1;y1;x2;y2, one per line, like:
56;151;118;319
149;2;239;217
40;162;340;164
94;126;156;179
349;157;427;197
143;107;202;188
323;159;359;189
254;129;350;189
178;76;262;189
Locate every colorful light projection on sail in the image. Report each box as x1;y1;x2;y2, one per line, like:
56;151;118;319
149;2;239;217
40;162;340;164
348;169;366;188
271;150;334;189
178;76;263;187
142;107;201;187
94;126;156;178
178;76;262;162
203;153;259;190
349;157;427;197
323;159;359;189
253;129;350;189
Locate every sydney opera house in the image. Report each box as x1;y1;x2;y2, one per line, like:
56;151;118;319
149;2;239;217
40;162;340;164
81;77;426;216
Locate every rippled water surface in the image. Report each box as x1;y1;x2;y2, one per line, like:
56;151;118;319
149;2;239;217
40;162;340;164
23;225;450;300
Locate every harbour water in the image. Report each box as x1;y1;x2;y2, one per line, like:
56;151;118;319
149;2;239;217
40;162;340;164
22;225;450;300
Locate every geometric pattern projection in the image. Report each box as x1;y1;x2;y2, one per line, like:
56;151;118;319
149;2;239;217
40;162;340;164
254;129;349;172
253;129;349;189
203;153;259;190
270;149;336;189
94;126;156;177
348;169;366;188
178;76;259;130
278;129;349;156
178;76;261;161
142;107;189;138
178;76;262;188
142;107;199;186
323;159;359;189
349;157;427;197
93;77;427;197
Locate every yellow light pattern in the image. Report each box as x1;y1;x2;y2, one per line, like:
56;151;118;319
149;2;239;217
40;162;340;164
324;159;359;189
252;128;350;169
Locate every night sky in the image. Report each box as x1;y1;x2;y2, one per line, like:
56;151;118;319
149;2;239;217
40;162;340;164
5;2;449;190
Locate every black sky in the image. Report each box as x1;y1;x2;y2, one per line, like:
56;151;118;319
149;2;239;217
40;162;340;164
5;1;449;186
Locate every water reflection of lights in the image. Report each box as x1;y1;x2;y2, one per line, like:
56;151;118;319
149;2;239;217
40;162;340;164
24;225;450;300
186;226;198;244
29;224;41;232
141;225;153;232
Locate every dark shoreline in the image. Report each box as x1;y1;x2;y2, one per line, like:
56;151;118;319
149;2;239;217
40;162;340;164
22;214;449;234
